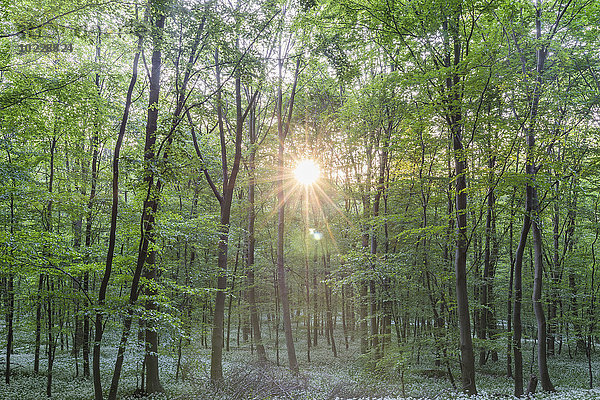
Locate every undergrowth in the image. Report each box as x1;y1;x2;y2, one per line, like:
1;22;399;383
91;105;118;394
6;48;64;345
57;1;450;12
0;327;598;399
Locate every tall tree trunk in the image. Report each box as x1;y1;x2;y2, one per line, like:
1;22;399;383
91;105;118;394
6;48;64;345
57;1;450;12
513;210;531;396
565;188;582;352
45;135;57;395
548;201;560;356
246;106;267;360
342;283;349;349
5;272;13;385
510;0;576;389
83;126;98;380
587;195;599;388
524;3;553;390
46;278;56;397
93;32;143;400
369;128;389;360
209;47;233;381
5;151;15;385
141;4;169;390
506;191;516;378
445;11;476;395
358;146;372;355
35;137;57;374
208;39;259;380
481;153;498;365
73;159;83;379
303;190;311;362
108;2;169;396
226;245;241;351
83;24;103;381
274;55;301;375
325;260;337;358
143;9;204;390
313;268;319;347
369;279;378;358
34;274;43;373
143;248;163;393
532;218;554;391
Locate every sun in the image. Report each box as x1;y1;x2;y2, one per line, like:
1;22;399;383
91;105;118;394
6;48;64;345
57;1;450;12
293;159;320;186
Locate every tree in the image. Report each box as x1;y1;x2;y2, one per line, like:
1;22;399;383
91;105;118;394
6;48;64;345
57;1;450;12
109;0;172;396
93;25;143;400
501;0;589;393
246;88;268;362
275;49;301;374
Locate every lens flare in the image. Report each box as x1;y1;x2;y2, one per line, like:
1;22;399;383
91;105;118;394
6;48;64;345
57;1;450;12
293;159;320;186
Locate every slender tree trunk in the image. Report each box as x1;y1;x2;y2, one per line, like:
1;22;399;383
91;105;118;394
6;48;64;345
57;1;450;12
548;202;560;356
342;283;349;350
524;6;553;389
44;142;55;392
359;146;372;355
93;32;143;400
275;55;301;375
587;195;599;388
209;49;232;382
246;96;267;361
83;24;103;382
46;278;55;397
569;271;584;351
510;0;576;389
445;12;476;394
209;39;258;380
369;279;378;358
108;3;169;396
532;218;554;391
274;270;280;366
481;153;497;365
5;273;13;385
565;189;582;352
83;128;99;380
303;191;312;362
507;201;515;378
247;138;267;361
141;2;207;390
369;129;388;360
226;245;241;351
276;133;299;374
141;5;169;390
325;266;337;357
34;274;43;373
5;157;15;384
513;215;531;396
454;136;476;380
143;248;163;393
36;137;57;375
313;269;318;347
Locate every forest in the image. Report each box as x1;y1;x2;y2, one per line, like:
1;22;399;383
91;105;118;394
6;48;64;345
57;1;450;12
1;0;600;399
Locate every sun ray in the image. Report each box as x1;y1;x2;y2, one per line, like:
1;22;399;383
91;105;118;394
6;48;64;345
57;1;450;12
252;155;361;260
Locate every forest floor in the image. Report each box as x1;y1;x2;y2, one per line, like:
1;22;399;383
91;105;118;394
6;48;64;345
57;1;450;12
174;333;600;400
0;327;599;399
